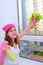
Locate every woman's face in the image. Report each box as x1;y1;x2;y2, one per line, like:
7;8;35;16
7;27;17;39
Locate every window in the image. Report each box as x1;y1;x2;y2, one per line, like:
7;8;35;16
17;0;43;62
18;0;43;35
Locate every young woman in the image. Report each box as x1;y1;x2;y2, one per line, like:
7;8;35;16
0;16;37;65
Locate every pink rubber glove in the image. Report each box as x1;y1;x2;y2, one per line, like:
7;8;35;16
29;16;37;28
0;40;8;62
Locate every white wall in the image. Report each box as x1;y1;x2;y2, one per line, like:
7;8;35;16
0;0;18;43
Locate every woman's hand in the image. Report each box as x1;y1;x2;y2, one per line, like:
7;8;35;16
0;40;9;62
29;16;37;28
1;40;9;52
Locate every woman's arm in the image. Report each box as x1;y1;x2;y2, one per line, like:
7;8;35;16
18;25;30;39
18;16;37;39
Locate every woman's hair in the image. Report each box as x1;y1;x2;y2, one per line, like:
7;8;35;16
4;29;18;47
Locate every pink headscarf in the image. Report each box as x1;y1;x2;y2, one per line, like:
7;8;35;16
2;24;16;32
